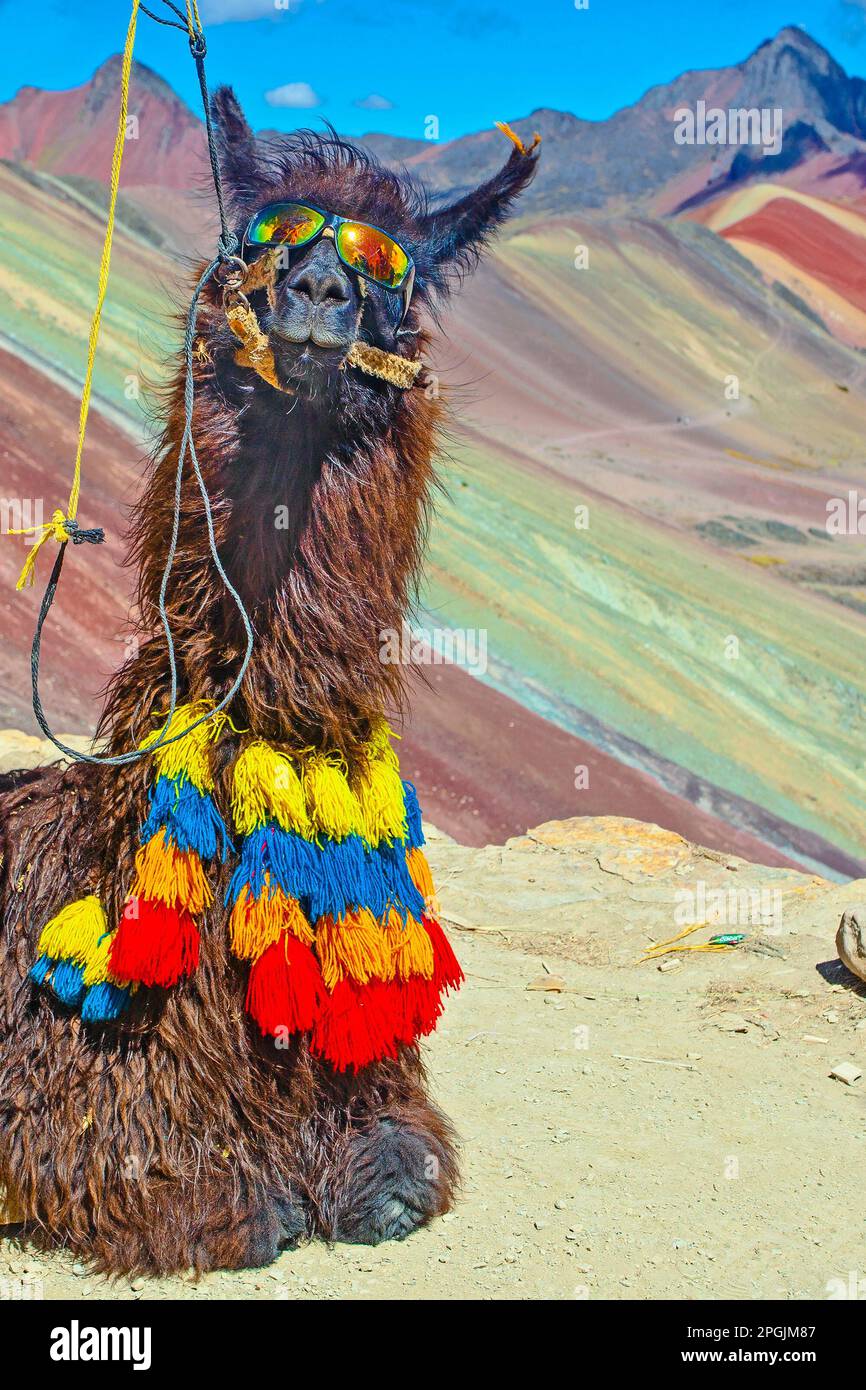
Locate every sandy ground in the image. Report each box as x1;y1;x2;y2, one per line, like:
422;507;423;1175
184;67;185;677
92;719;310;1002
3;815;866;1302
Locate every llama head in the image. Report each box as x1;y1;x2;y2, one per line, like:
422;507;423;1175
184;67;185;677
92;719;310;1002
207;87;539;407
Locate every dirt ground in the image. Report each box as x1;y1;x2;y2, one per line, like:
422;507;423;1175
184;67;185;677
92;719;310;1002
3;815;866;1301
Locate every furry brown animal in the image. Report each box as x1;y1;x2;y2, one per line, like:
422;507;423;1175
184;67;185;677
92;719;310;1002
0;92;538;1273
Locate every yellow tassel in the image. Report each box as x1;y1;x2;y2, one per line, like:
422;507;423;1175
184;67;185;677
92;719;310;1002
81;929;121;987
367;718;400;767
38;896;110;979
232;741;310;837
407;847;437;912
229;879;313;960
354;755;407;846
385;910;435;982
304;752;364;841
140;700;228;792
130;832;212;915
315;909;390;991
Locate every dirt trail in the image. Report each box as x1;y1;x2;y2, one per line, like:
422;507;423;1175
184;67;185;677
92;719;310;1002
3;816;866;1301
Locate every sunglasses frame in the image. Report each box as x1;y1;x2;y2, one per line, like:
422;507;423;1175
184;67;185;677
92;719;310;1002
243;199;416;323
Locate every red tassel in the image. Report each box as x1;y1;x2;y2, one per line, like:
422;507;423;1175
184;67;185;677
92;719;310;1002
246;931;325;1038
307;919;463;1070
398;973;445;1042
109;898;199;987
424;916;464;994
311;977;404;1071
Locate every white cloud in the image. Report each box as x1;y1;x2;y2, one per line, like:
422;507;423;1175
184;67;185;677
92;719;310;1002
199;0;304;22
353;93;395;111
264;81;322;108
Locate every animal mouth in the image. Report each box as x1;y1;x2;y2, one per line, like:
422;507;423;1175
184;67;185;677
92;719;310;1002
270;324;354;352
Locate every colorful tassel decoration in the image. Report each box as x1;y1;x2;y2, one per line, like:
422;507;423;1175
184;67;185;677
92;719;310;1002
29;713;462;1059
29;895;132;1020
227;742;324;1037
109;701;230;990
230;719;462;1070
246;932;325;1037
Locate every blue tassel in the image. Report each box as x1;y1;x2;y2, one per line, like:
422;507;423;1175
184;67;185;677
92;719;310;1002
142;777;230;860
30;953;52;986
402;781;425;850
307;834;374;920
50;960;86;1008
265;828;321;901
82;981;131;1022
377;841;426;922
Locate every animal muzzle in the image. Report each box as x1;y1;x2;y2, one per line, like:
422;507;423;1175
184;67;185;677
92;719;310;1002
271;243;359;349
220;252;424;394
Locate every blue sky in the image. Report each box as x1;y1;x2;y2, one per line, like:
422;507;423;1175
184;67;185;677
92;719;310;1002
1;0;866;140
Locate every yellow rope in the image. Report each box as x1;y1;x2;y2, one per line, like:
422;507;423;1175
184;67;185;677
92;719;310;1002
185;0;203;41
8;0;140;590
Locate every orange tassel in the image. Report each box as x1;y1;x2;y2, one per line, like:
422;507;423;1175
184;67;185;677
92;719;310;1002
314;909;390;991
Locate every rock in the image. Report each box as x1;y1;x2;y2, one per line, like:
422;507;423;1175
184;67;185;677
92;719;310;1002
830;1062;862;1086
428;815;853;968
658;957;682;972
836;909;866;983
0;729;94;775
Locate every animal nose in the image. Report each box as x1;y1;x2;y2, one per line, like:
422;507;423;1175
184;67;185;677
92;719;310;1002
287;258;351;306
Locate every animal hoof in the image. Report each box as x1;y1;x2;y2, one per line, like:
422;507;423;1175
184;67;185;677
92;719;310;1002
330;1116;455;1246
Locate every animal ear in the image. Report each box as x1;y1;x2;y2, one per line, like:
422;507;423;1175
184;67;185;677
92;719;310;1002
211;85;258;191
419;124;540;282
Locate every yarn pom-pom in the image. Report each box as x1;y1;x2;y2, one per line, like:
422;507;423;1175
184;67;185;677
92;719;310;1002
109;899;199;988
310;977;403;1071
424;916;464;995
246;931;325;1037
81;981;131;1023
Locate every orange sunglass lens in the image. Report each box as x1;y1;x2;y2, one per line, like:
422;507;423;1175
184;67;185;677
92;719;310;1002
337;222;409;288
248;203;325;247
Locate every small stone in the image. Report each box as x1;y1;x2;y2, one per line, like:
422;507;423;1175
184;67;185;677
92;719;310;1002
554;1199;568;1210
830;1062;862;1086
71;1263;87;1277
658;957;682;973
534;1220;547;1231
824;1011;840;1024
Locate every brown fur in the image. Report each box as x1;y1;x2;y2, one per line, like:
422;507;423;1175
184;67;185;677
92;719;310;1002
0;101;538;1272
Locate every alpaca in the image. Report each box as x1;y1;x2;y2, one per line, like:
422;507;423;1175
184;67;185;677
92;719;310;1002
0;90;538;1274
